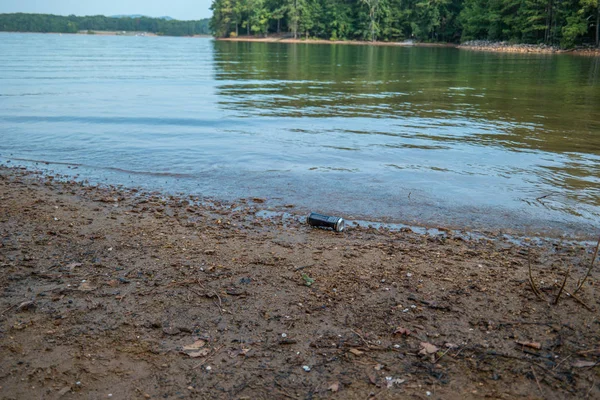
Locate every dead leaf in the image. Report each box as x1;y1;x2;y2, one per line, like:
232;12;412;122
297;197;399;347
349;348;364;356
367;372;377;385
328;382;340;392
515;341;541;350
17;301;36;312
394;327;411;336
183;340;206;351
78;282;95;291
187;348;210;358
445;343;459;349
66;262;82;270
386;377;406;388
374;364;385;371
572;360;597;368
57;386;71;397
239;347;251;356
419;342;439;355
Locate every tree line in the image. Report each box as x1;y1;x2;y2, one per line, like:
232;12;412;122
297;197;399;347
0;13;211;36
210;0;600;48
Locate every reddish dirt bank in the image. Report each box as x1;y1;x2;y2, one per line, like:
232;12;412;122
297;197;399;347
217;36;455;48
218;37;600;56
0;166;599;399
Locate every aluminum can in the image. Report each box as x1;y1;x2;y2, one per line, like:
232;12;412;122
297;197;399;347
307;212;345;232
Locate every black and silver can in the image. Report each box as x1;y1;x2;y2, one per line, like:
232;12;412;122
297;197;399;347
307;212;345;232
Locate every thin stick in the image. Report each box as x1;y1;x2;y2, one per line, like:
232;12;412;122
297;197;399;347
578;349;600;355
528;252;545;301
587;380;595;398
553;354;572;371
192;345;224;370
434;347;453;363
0;304;17;316
553;265;572;305
536;194;553;202
573;235;600;295
351;329;371;348
566;291;594;312
531;366;544;397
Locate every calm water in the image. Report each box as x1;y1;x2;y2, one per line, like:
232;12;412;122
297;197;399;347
1;33;599;237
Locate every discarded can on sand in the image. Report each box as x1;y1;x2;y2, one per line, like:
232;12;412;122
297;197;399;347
307;212;345;232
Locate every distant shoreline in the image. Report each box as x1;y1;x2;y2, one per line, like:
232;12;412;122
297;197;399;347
0;30;211;38
217;36;600;56
217;36;455;48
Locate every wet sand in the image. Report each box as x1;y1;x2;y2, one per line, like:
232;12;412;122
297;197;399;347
0;166;599;399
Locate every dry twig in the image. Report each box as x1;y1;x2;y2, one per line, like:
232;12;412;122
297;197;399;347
553;265;572;305
528;252;545;301
573;235;600;296
565;291;594;312
351;329;371;348
531;366;544;397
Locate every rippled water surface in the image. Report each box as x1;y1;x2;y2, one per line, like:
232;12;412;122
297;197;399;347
1;33;599;237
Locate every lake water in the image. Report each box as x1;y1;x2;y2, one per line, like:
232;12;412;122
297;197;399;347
1;33;599;238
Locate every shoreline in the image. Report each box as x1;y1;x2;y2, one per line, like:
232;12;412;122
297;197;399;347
0;30;211;38
1;164;599;398
217;36;456;48
217;36;600;56
4;159;597;243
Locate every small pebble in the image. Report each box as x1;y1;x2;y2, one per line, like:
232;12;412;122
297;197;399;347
205;366;212;371
281;333;287;338
302;365;311;372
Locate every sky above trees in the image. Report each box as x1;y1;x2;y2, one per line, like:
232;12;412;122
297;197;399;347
0;0;213;20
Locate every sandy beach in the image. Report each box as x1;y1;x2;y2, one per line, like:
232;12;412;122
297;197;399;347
0;165;598;399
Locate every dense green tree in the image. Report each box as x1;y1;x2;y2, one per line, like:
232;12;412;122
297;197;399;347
208;0;600;47
0;13;210;36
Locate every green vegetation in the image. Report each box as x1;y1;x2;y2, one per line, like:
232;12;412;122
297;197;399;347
210;0;600;48
0;13;210;36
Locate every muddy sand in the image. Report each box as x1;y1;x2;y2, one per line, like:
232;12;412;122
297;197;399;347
0;166;599;399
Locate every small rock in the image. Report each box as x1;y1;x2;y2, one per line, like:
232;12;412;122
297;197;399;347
302;365;311;372
162;326;181;336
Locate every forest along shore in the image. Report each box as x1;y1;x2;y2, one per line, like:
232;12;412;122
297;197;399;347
217;36;600;56
1;165;599;399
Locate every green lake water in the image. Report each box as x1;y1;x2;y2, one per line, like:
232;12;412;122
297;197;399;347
1;34;599;237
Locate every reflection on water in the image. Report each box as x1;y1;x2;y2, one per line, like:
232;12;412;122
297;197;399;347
211;41;600;228
0;33;598;237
